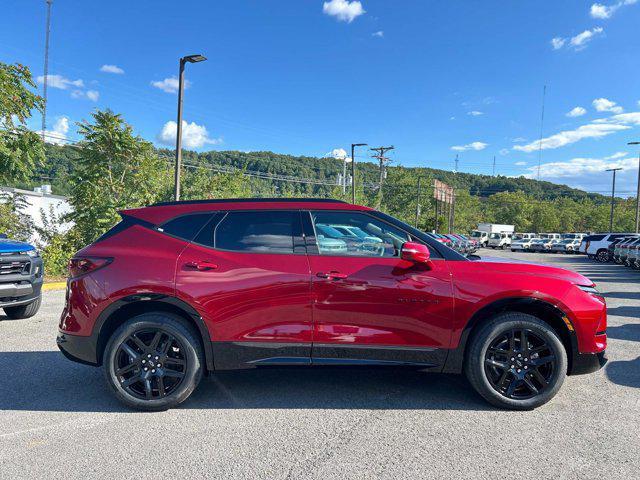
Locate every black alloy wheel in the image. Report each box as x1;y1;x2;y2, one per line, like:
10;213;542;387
483;329;555;400
596;250;609;262
104;313;204;411
114;328;187;400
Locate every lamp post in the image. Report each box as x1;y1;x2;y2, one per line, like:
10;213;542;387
628;141;640;233
606;167;623;232
351;143;367;204
174;54;207;201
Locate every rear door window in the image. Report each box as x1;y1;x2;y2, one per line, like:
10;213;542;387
213;211;301;254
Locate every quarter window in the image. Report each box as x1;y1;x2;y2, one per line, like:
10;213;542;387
214;211;297;253
310;211;409;257
160;213;212;241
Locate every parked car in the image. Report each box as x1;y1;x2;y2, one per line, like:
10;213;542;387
551;239;581;254
530;238;561;252
616;237;640;266
510;237;539;252
539;233;562;241
628;239;640;269
488;231;514;250
455;234;478;253
0;235;43;319
583;233;639;262
57;198;607;411
471;224;515;248
444;234;467;254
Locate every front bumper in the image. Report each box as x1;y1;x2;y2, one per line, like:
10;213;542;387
56;331;99;366
0;256;43;308
569;350;607;375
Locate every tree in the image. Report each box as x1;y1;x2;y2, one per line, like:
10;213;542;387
0;192;34;241
68;110;171;245
0;62;45;185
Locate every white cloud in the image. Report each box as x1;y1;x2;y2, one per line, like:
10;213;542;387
323;0;365;23
515;161;527;166
36;116;70;145
552;27;604;51
100;64;124;74
570;27;604;49
86;90;99;101
372;31;384;38
451;141;488;152
599;111;640;125
590;1;637;19
512;137;527;143
523;154;637;179
157;120;221;149
513;123;630;153
36;74;84;90
327;148;350;160
151;76;190;94
467;111;484;116
566;106;587;117
593;97;623;114
499;148;510;156
605;152;628;160
70;89;99;102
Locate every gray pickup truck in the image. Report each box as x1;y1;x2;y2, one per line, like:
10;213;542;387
0;235;43;319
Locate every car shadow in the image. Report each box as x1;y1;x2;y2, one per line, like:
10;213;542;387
605;357;640;389
606;305;640;318
606;323;640;343
0;351;492;412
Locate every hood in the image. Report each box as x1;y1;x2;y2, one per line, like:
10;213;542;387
0;238;35;254
472;255;593;285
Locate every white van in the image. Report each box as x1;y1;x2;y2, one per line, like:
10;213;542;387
488;231;514;249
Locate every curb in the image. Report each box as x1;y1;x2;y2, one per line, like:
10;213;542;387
43;282;66;291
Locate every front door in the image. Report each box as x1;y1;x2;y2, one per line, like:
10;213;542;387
305;210;454;367
176;210;313;369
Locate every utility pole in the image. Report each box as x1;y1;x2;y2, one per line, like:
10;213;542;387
342;155;348;194
628;142;640;233
173;54;207;201
537;85;547;180
41;0;53;141
492;156;496;176
414;177;422;227
454;154;459;173
370;145;394;209
450;189;455;233
606;167;622;232
351;143;367;204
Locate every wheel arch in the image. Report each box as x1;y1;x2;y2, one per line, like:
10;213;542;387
93;294;215;372
442;297;578;374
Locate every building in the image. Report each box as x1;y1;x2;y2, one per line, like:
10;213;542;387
0;184;72;245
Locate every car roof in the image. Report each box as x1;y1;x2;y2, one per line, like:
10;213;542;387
123;198;371;225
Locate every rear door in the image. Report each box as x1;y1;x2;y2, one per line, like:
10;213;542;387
176;210;313;369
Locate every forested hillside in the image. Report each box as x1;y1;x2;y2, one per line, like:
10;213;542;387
8;143;639;236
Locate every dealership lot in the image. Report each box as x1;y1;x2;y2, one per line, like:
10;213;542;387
0;250;638;479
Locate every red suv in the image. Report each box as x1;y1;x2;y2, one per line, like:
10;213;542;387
57;199;607;411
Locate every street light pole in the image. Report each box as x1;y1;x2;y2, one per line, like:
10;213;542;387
351;143;367;204
628;142;640;233
606;167;623;232
174;54;207;201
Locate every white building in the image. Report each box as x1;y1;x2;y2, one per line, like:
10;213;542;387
0;184;72;245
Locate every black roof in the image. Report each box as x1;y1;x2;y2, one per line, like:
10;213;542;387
152;198;348;207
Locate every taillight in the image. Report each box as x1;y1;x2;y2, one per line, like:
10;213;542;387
68;257;113;278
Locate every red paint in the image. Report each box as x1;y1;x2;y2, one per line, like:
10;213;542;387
59;200;606;363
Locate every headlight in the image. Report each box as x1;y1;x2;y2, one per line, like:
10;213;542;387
21;250;39;258
577;284;605;303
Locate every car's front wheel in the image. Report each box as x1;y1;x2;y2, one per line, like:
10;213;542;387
465;312;567;410
103;313;204;411
3;295;41;320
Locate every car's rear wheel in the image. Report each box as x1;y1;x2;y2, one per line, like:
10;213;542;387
3;295;41;320
596;249;609;263
464;312;567;410
103;313;204;411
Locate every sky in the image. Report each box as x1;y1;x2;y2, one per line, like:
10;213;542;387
2;0;640;196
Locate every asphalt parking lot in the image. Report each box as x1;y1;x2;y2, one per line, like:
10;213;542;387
0;250;638;479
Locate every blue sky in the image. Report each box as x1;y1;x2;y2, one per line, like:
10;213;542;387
2;0;640;196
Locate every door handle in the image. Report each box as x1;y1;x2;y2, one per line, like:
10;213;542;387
185;260;218;271
316;271;348;280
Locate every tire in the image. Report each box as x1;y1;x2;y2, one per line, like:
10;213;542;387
3;296;41;319
103;312;204;411
501;244;506;250
511;249;516;252
464;312;567;410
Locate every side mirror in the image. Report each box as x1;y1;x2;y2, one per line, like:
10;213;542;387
401;242;432;266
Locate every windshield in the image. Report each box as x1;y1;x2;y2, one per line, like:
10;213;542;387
489;233;501;239
471;231;483;238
